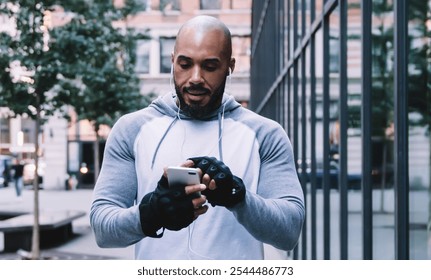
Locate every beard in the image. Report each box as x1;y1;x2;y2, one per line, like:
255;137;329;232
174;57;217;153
174;79;226;119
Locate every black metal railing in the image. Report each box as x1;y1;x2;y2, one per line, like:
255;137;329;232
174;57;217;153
250;0;413;260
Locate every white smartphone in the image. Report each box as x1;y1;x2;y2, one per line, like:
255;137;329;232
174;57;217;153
166;166;201;187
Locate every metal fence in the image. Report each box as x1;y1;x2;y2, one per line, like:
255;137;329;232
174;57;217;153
250;0;419;260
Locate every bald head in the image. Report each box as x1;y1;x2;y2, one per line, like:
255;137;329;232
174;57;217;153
170;15;236;119
174;15;232;59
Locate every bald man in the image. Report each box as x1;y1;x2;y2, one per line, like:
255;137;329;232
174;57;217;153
90;15;305;260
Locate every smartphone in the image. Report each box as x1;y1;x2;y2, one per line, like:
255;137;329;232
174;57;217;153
166;166;202;199
166;166;201;187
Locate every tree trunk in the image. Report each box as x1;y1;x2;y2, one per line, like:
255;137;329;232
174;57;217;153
31;95;41;260
428;126;431;258
94;128;100;183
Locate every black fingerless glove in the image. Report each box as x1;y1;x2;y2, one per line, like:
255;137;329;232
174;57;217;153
188;156;246;208
139;175;195;238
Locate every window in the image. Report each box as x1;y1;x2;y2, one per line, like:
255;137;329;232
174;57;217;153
135;0;150;11
160;0;180;11
160;37;175;74
0;118;10;144
135;40;150;73
231;36;251;73
21;118;36;144
329;35;339;73
200;0;221;10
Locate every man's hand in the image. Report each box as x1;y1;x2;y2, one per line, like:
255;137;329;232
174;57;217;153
139;172;207;238
188;156;246;207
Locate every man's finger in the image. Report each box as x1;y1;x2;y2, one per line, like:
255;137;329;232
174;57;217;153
185;184;206;195
181;160;195;168
194;205;208;218
209;179;217;190
192;195;207;208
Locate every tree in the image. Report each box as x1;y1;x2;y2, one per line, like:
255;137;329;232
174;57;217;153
0;0;150;259
49;0;152;181
0;0;65;260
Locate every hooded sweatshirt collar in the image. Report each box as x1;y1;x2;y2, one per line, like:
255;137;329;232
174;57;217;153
149;92;242;120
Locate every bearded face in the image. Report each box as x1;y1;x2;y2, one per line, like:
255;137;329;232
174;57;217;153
174;76;226;119
171;25;234;120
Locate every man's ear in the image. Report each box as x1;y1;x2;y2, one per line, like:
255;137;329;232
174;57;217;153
229;57;236;75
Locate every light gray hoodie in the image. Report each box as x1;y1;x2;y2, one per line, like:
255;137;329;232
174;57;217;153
90;92;305;259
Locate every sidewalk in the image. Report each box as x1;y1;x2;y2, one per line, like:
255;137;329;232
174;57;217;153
1;184;428;260
0;186;134;259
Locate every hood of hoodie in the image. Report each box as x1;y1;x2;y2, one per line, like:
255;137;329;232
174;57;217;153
149;91;242;120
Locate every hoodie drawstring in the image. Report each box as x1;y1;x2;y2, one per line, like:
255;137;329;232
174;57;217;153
150;102;226;169
151;117;179;169
217;103;226;161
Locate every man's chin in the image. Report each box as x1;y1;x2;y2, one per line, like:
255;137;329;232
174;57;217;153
182;104;210;119
175;85;224;119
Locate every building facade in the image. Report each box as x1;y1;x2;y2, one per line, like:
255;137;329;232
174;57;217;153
250;0;430;259
0;0;252;189
114;0;251;103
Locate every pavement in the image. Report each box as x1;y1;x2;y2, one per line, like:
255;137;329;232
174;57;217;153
0;184;429;260
0;185;286;260
0;185;134;260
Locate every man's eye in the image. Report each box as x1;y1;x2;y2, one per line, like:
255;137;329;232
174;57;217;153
179;64;190;69
204;65;217;71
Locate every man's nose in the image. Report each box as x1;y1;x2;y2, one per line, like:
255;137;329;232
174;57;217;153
190;66;204;84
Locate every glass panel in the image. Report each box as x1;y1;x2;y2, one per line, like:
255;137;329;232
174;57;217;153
135;39;150;73
159;37;175;74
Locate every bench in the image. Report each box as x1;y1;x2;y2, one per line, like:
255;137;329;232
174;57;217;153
0;210;28;221
0;210;86;253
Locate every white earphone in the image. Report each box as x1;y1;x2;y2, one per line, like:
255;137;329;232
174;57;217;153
170;64;175;95
225;68;232;94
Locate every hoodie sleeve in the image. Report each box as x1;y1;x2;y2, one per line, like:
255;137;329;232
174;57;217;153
90;113;145;248
229;122;305;251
